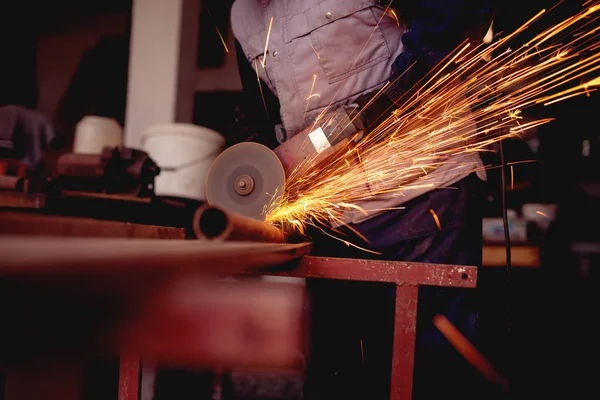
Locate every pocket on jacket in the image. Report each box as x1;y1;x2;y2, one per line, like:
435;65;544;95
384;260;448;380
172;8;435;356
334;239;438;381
311;6;391;83
286;3;391;84
242;32;278;93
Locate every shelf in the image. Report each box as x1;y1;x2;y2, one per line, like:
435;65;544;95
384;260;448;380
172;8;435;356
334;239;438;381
482;245;540;268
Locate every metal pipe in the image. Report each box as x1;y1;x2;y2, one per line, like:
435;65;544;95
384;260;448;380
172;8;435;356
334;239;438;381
192;205;286;243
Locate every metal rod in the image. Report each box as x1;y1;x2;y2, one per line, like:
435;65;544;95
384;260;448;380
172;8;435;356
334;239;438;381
0;236;311;276
433;314;509;391
192;205;286;243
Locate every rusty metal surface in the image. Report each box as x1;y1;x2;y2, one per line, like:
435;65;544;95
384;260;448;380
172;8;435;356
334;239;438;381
118;355;141;400
390;285;419;400
268;256;477;288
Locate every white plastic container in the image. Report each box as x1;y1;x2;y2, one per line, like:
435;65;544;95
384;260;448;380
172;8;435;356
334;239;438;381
522;203;558;231
140;123;225;201
73;116;123;154
482;217;528;243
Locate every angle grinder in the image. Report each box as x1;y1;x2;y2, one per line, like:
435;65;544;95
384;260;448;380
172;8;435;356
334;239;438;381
206;142;286;221
206;106;366;221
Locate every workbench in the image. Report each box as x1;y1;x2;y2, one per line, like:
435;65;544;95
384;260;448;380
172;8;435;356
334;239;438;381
0;209;477;400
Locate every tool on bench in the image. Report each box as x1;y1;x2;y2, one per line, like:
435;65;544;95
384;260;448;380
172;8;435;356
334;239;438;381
1;147;160;199
53;146;160;197
206;106;366;221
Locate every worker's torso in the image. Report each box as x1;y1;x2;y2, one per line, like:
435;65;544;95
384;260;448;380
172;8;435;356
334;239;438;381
231;0;486;225
231;0;405;139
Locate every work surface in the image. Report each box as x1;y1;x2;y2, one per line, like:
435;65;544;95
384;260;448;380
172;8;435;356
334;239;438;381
0;236;312;276
0;235;475;286
0;231;477;400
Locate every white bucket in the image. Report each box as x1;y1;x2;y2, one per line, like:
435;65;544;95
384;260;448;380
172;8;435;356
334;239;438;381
140;123;225;201
73;116;123;154
522;203;558;231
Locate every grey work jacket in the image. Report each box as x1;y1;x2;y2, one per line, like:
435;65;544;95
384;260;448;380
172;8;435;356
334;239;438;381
231;0;405;139
231;0;485;224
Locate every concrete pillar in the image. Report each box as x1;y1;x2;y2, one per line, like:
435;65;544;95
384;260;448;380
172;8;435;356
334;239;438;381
124;0;200;148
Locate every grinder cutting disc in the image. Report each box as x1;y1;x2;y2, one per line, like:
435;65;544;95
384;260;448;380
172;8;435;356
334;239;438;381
206;142;286;221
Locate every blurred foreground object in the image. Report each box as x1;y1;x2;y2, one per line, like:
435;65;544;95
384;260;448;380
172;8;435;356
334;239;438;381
0;236;310;369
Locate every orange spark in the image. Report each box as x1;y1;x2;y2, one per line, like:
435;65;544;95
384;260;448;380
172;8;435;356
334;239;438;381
510;165;515;190
254;58;269;119
207;9;229;53
264;1;600;245
302;74;319;128
215;25;229;53
433;314;509;390
261;16;274;68
388;9;400;26
429;209;442;231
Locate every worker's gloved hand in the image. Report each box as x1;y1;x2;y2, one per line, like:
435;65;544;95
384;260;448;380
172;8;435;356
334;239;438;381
287;104;367;147
0;105;56;170
316;104;367;145
271;105;368;176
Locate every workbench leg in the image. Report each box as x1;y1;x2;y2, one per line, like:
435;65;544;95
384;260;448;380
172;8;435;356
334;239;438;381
118;355;141;400
390;285;419;400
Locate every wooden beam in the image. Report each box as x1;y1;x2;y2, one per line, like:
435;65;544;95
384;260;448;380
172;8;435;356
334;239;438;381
0;236;312;277
0;211;185;239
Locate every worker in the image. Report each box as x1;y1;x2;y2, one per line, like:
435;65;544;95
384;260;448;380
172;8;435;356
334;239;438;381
230;1;497;399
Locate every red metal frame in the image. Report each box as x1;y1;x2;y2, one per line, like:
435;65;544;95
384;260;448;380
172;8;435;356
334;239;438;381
118;355;140;400
272;256;476;400
392;285;419;400
118;256;477;400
